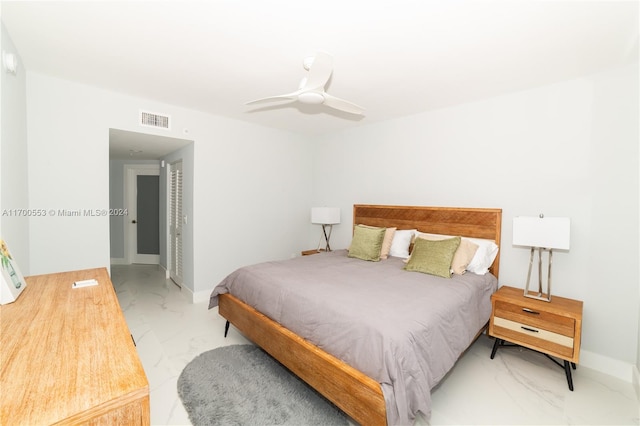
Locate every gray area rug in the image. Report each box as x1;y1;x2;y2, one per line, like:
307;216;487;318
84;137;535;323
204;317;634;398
177;344;349;426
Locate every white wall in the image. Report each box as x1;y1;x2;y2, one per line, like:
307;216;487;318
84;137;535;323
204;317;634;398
25;72;313;297
637;114;640;397
0;21;29;274
312;64;639;381
187;114;315;299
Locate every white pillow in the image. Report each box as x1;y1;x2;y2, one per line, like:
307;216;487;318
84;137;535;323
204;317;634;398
415;232;499;275
465;238;499;275
389;229;416;258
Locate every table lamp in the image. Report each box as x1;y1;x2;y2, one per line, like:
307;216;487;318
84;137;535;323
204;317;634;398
513;215;570;302
311;207;340;252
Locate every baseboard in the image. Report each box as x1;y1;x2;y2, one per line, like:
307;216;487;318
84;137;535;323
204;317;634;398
192;288;211;304
633;364;640;401
580;349;635;383
110;257;128;265
159;264;170;279
175;284;209;304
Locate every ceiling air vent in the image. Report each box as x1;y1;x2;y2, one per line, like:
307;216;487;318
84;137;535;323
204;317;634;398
139;110;170;130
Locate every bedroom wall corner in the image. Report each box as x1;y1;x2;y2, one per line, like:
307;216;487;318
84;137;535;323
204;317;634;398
0;20;30;274
634;364;639;401
586;62;639;378
580;349;637;384
637;69;640;399
1;9;3;240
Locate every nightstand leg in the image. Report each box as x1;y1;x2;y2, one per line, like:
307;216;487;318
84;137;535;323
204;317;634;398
490;338;501;359
564;361;574;391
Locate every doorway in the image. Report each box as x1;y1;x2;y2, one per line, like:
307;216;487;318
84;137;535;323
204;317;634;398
125;164;161;264
109;128;193;283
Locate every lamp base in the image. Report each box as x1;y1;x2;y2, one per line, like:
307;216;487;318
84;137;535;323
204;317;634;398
523;290;551;302
317;224;334;252
523;247;553;302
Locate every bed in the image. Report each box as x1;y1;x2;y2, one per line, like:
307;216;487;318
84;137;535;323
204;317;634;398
209;205;502;425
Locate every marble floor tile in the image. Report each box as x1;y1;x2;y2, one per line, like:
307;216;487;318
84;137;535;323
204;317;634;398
112;264;639;425
111;264;250;426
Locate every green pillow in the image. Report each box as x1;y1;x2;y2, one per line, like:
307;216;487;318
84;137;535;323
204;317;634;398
348;225;386;262
404;236;461;278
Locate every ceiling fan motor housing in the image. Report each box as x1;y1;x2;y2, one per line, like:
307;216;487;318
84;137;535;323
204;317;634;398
298;92;324;105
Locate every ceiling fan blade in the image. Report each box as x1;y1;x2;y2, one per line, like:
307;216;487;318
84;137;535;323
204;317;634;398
300;52;333;91
322;93;365;115
246;91;300;105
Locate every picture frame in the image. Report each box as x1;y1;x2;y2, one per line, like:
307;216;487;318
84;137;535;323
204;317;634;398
1;239;27;305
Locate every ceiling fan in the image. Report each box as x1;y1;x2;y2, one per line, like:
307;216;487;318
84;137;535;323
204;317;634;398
246;52;364;115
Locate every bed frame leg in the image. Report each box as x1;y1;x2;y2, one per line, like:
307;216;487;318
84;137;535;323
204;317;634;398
224;320;230;338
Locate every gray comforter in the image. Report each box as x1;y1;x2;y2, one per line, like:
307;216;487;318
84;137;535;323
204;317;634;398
209;250;497;425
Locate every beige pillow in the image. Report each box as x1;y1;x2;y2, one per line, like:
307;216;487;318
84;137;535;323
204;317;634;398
404;236;461;278
451;239;479;274
348;225;386;262
413;232;479;274
380;227;396;259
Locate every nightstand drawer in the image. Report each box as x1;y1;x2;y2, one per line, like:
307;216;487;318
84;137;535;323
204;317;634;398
494;300;575;337
492;317;574;358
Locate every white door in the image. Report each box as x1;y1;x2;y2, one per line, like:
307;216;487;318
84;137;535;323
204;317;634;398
125;165;161;264
169;160;184;286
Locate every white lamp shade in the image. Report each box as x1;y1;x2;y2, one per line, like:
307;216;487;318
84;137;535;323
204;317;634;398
513;217;570;250
311;207;340;225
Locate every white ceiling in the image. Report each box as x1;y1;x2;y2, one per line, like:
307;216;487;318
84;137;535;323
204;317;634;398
109;128;192;160
2;1;638;138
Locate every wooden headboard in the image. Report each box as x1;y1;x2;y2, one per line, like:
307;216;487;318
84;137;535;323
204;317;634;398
353;204;502;278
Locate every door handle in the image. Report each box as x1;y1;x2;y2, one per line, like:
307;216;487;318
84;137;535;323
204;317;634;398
131;220;137;224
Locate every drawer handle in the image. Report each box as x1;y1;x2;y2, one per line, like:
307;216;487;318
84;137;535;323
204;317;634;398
522;308;540;315
521;326;539;333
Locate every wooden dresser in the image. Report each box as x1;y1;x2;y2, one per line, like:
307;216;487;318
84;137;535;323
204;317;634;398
1;268;149;425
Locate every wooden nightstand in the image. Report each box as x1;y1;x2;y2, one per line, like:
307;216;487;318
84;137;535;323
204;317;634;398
301;249;325;256
489;285;583;390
